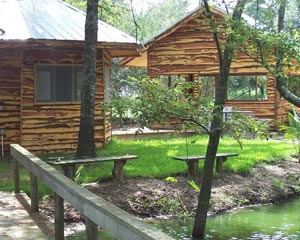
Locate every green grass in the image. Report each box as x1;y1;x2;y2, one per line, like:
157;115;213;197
0;135;295;195
0;157;52;196
75;135;295;183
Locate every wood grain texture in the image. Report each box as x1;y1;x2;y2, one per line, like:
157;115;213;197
145;12;289;128
1;41;112;153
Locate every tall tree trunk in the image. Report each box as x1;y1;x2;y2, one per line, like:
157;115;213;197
192;0;247;237
76;0;99;158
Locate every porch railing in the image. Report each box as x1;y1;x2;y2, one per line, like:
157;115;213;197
11;144;173;240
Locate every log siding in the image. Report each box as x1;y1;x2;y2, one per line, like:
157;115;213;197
0;42;112;153
145;14;288;127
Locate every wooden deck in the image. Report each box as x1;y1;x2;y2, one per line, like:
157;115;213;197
0;191;52;239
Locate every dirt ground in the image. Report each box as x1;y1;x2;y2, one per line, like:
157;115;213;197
40;157;300;234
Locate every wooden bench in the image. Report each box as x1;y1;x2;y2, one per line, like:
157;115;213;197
173;153;238;176
47;155;138;183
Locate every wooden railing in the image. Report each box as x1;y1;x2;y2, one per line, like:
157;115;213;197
11;144;174;240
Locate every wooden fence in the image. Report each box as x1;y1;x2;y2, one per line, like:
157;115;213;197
10;144;174;240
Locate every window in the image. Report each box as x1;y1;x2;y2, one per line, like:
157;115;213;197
36;65;83;103
159;75;186;88
198;76;215;98
227;75;267;101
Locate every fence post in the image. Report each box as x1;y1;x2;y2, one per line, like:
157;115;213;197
54;193;64;240
86;217;98;240
13;158;20;193
30;173;39;212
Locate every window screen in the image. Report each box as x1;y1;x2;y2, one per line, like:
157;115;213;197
36;65;83;102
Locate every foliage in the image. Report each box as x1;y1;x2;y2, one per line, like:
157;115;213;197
281;104;300;159
111;59;147;98
105;76;268;143
134;0;190;42
188;180;200;193
65;0;132;33
289;175;300;194
165;177;178;183
245;0;300;31
239;0;300;106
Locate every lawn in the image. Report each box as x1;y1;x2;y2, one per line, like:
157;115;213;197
47;134;295;183
0;134;296;195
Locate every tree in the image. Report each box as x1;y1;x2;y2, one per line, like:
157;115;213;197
134;0;190;42
105;1;280;238
192;0;248;237
76;0;99;158
110;0;192;126
242;0;300;107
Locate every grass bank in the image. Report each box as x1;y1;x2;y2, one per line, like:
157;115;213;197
0;135;296;195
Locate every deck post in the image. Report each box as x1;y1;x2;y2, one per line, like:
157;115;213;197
85;218;98;240
30;173;39;212
13;158;20;193
54;193;64;240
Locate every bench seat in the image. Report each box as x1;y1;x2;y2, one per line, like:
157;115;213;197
48;155;138;183
173;153;238;176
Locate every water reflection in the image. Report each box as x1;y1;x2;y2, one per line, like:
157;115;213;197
67;198;300;240
148;198;300;239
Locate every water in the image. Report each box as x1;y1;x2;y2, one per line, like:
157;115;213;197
149;198;300;240
67;198;300;240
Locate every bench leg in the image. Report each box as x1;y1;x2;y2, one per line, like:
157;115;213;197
186;160;199;177
216;157;227;174
62;164;76;180
112;160;126;183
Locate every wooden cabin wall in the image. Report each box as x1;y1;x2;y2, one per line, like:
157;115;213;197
147;16;267;77
0;47;22;153
103;50;113;142
20;44;108;153
146;15;289;128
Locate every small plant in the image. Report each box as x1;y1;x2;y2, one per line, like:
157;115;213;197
74;164;85;183
188;180;200;192
281;104;300;161
241;198;250;205
165;177;177;183
156;196;191;219
289;175;300;194
272;178;284;191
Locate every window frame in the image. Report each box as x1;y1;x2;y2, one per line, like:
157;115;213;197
35;64;84;104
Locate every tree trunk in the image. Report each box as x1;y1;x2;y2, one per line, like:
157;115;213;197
192;114;223;237
192;0;247;237
76;0;99;158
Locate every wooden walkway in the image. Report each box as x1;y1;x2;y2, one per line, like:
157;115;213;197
0;191;52;240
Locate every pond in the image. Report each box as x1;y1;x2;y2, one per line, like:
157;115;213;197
67;198;300;240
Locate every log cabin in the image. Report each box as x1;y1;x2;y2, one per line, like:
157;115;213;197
121;5;295;130
0;0;139;154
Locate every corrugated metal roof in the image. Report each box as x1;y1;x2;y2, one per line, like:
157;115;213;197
0;0;137;44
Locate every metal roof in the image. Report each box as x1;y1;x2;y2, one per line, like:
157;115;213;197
0;0;137;44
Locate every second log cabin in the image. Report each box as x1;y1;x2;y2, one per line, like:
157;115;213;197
121;4;296;130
